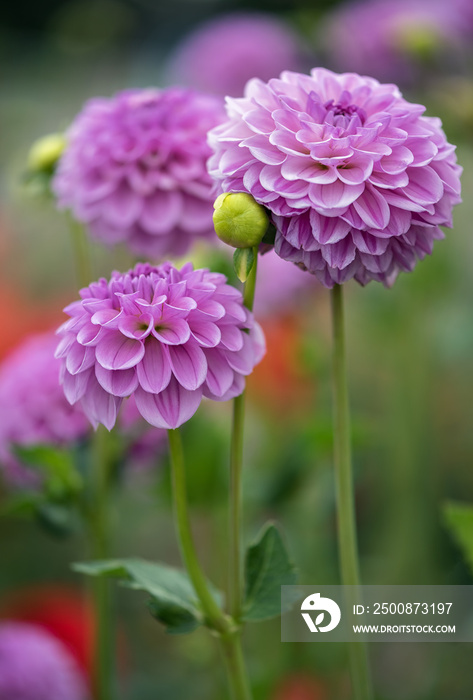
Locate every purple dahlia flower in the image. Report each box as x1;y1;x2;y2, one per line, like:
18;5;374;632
165;12;304;97
0;333;90;488
208;68;462;287
0;622;88;700
55;262;265;431
53;88;226;258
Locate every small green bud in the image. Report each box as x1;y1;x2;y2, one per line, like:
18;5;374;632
27;133;67;174
213;192;268;249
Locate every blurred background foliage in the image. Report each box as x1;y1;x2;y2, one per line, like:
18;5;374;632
1;0;473;698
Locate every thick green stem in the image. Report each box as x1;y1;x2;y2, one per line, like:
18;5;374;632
229;247;258;620
229;392;245;620
330;284;373;700
167;428;252;700
68;212;92;288
90;426;114;700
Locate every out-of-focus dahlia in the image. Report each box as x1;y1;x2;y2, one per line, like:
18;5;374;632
322;0;473;84
208;68;462;287
1;587;94;683
53;88;226;258
0;333;90;488
56;262;265;431
0;622;89;700
165;12;305;97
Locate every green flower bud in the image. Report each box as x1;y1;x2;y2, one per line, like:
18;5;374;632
27;133;67;174
213;192;268;249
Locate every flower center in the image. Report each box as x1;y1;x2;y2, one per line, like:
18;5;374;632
306;90;366;130
325;100;365;121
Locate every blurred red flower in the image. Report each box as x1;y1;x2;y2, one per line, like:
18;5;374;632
0;586;94;680
249;314;315;418
272;672;328;700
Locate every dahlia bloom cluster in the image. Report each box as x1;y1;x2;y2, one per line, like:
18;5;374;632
0;622;88;700
53;88;226;258
322;0;473;83
166;12;304;97
0;333;90;488
208;68;462;287
56;262;265;431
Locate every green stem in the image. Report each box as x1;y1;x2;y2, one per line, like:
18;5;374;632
90;426;114;700
330;284;373;700
229;247;258;620
167;428;252;700
67;212;92;288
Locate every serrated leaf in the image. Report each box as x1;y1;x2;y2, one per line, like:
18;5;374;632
242;522;297;622
444;502;473;573
233;248;255;283
73;558;221;634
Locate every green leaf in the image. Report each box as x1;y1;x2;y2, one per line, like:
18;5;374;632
147;598;200;635
73;558;218;634
242;522;297;622
233;248;255;283
0;492;44;517
444;502;473;573
13;444;83;499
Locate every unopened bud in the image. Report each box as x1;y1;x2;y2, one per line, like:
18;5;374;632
27;133;66;174
213;192;268;249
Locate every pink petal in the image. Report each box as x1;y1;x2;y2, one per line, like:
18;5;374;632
203;349;235;397
62;368;92;404
167;342;208;390
134;380;202;429
321;237;356;269
81;378;122;431
118;314;153;339
402;167;444;205
95;365;139;397
379;146;414;174
224;334;256;376
352;230;389;255
153;318;191;345
310;180;365;210
218;324;244;352
65;343;95;375
336;154;374;185
95;332;145;370
136;339;172;393
189;320;222;347
310;210;351;245
353;185;390;229
280;157;338;184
